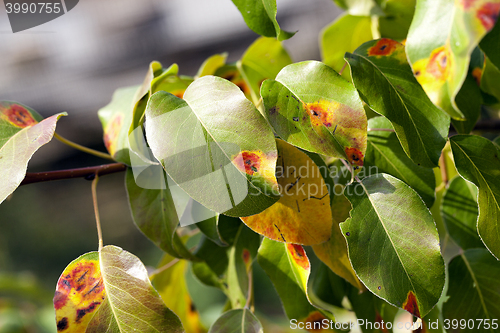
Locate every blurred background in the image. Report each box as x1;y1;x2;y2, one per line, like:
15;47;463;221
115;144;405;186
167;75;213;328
0;0;344;332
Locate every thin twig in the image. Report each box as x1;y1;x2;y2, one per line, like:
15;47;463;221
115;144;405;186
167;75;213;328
255;97;263;109
149;258;181;278
340;158;355;185
440;152;448;186
20;163;127;185
244;266;253;309
367;128;395;132
339;62;347;76
91;175;103;252
54;132;114;161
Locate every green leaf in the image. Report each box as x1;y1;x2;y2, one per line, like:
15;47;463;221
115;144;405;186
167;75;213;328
125;168;195;259
480;57;500;105
196;214;241;247
443;249;500;332
145;76;280;217
441;175;483;250
239;37;292;103
340;173;445;318
54;246;183;332
332;0;385;16
346;39;450;168
257;238;332;324
378;0;416;40
153;254;206;333
451;71;482;134
226;224;261;309
262;61;367;168
480;17;500;69
0;103;65;205
320;14;373;81
231;0;295;41
309;261;346;309
196;53;228;78
365;117;436;208
450;135;500;259
208;309;263;333
406;0;500;119
191;236;229;289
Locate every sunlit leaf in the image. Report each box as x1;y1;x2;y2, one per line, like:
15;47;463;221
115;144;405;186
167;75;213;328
346;39;450;168
312;192;364;290
154;254;206;333
241;139;333;245
441;175;483;250
365;117;436;207
378;0;416;40
226;224;261;309
196;54;228;79
340;173;445;318
125;168;196;259
450;135;500;259
208;309;263;333
231;0;295;41
145;76;280;217
54;246;183;332
239;37;292;103
0;103;65;205
406;0;500;119
443;249;500;331
258;238;333;326
262;61;367;167
321;14;373;81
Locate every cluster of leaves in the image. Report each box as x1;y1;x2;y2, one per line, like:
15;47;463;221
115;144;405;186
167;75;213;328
1;0;500;332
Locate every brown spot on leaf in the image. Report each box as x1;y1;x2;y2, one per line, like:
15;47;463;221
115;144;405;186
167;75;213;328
368;38;399;56
305;101;334;128
2;104;37;128
303;311;328;332
232;151;262;176
345;147;364;167
402;290;421;318
242;248;251;265
472;67;482;85
427;46;450;80
57;317;69;331
76;301;101;323
171;89;185;99
286;243;310;270
477;3;500;31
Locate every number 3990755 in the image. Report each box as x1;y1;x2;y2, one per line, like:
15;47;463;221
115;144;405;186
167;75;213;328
5;2;61;14
443;319;498;330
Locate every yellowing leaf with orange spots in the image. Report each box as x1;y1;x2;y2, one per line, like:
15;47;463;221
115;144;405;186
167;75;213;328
0;102;65;205
261;61;367;169
407;0;500;119
257;238;334;329
53;246;184;332
241;139;333;245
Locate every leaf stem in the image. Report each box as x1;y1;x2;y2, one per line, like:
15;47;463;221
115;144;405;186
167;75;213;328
440;151;448;186
244;266;253;310
20;163;127;185
340;158;355;185
91;175;103;252
149;258;180;278
54;132;114;161
339;62;347;76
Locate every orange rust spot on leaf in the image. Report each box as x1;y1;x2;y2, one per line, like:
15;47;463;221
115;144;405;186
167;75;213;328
171;89;185;99
305;101;335;128
459;0;479;10
2;104;37;128
477;3;500;31
426;46;450;81
242;248;251;265
287;243;310;270
472;67;483;86
222;70;251;95
345;147;364;167
103;113;123;156
57;317;69;331
402;290;421;318
302;311;328;332
232;151;262;176
368;38;399;56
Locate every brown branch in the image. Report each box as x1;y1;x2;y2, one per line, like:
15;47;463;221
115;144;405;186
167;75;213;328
20;163;127;186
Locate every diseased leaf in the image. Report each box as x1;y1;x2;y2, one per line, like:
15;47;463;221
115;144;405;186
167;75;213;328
125;168;195;259
239;37;292;103
365;117;436;207
321;14;373;81
231;0;295;41
262;61;367;168
346;39;450;168
154;254;206;333
441;175;483;250
241;139;333;245
54;246;183;332
450;135;500;259
145;76;280;217
257;238;333;325
208;309;263;333
226;224;261;309
443;249;500;332
340;173;445;318
0;103;66;205
406;0;500;119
